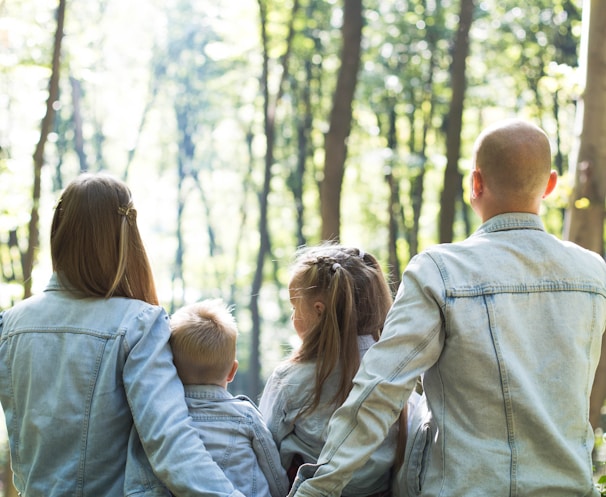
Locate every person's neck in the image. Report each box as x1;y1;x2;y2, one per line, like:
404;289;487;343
481;207;539;223
180;374;229;389
477;196;541;223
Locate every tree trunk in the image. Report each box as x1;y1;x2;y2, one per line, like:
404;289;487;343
562;0;606;430
384;107;402;294
250;0;299;399
22;0;66;299
409;6;440;260
439;0;474;244
170;149;186;314
291;56;314;248
320;0;363;241
69;76;88;172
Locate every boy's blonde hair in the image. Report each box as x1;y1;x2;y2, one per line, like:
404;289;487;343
169;299;238;385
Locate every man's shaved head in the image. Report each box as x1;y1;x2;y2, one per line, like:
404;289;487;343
472;119;552;203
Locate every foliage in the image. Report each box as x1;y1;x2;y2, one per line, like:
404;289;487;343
0;0;584;391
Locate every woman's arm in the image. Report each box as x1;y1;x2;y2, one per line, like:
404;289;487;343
124;305;244;497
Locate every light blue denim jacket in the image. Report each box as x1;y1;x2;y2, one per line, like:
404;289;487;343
260;335;400;496
0;274;244;497
183;384;289;497
291;213;606;497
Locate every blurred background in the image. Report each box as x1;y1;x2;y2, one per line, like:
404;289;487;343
2;0;606;493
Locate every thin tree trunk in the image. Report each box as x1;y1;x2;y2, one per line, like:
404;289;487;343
69;76;87;172
169;108;194;313
250;0;299;399
7;5;66;497
384;107;402;294
562;0;606;430
409;4;440;259
122;50;162;182
439;0;474;244
320;0;363;241
293;59;313;248
22;0;66;299
170;160;186;314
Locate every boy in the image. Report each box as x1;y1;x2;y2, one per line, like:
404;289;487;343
170;299;289;497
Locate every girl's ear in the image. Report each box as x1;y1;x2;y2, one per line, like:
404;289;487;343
314;301;325;316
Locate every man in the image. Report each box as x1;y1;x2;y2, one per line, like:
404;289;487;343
290;119;606;497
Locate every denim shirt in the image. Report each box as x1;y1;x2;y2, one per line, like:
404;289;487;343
259;335;399;496
291;213;606;497
0;274;244;497
183;384;289;497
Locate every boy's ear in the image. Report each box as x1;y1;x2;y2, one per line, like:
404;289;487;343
226;360;239;383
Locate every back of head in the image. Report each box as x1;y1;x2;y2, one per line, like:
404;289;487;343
50;172;158;304
291;243;393;410
473;119;552;205
169;299;238;385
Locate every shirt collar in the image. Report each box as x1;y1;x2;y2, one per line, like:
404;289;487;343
183;384;233;400
474;212;545;236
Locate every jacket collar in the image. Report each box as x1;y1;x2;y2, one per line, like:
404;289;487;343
474;212;545;236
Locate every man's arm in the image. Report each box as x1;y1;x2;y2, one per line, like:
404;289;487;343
291;253;445;497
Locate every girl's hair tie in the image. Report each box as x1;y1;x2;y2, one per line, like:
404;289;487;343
331;262;341;272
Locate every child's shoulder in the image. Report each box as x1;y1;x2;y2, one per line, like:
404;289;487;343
268;358;317;383
229;394;267;419
232;394;257;406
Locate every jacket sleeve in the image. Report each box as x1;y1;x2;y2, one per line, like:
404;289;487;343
248;402;290;497
290;253;445;497
258;366;294;450
123;305;245;497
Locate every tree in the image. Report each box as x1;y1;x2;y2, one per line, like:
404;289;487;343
320;0;363;241
1;0;586;395
3;2;65;489
22;0;66;299
439;0;474;244
250;0;300;398
562;0;606;430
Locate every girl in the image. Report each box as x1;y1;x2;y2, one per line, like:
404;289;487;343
259;244;410;497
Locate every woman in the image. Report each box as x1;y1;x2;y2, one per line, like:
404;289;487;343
0;173;242;497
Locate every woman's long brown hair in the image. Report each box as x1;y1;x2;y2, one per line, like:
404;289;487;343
50;173;158;305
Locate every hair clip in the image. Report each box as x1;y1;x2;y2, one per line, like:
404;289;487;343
358;249;365;259
117;205;131;217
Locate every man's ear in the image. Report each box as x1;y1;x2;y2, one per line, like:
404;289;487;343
226;360;239;383
314;301;325;316
542;170;558;198
471;169;483;199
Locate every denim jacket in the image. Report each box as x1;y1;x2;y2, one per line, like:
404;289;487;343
260;335;399;496
291;213;606;497
183;384;289;497
0;274;243;497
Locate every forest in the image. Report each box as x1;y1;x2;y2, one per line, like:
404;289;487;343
1;0;606;494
